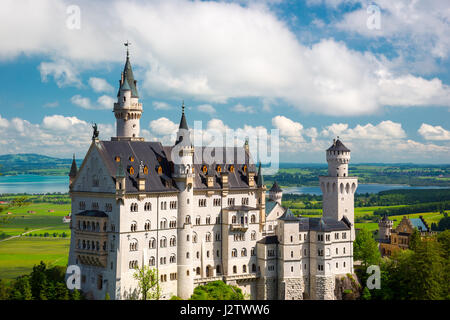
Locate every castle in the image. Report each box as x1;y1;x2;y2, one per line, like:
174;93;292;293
67;49;358;300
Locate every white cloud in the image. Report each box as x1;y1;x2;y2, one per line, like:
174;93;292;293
89;77;113;93
97;95;115;109
321;120;406;140
197;104;216;115
38;59;81;88
0;114;113;157
418;123;450;141
149;117;178;136
1;0;447;116
230;103;256;114
71;94;114;110
153;101;173;110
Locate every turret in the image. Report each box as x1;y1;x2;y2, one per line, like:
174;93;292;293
320;138;358;239
269;181;282;205
112;44;143;141
256;162;266;232
172;103;194;299
69;154;77;187
378;215;393;241
326;137;350;177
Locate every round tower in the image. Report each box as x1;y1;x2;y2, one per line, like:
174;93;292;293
112;44;143;141
269;181;282;205
326;137;350;177
378;215;393;241
172;103;195;299
320;138;358;240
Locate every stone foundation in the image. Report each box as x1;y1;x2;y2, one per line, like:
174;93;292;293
256;277;277;300
278;278;304;300
313;275;335;300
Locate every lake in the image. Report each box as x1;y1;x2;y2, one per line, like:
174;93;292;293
283;184;449;195
0;175;448;195
0;175;69;194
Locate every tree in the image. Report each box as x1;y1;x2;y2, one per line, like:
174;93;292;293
409;229;421;251
105;292;110;300
189;281;244;300
71;289;81;300
133;265;161;300
354;229;381;268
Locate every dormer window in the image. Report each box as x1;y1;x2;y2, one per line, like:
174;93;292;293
128;166;134;175
243;165;247;173
143;166;148;175
216;165;221;173
129;156;134;162
202;165;208;175
157;166;162;175
115;156;120;162
229;165;234;172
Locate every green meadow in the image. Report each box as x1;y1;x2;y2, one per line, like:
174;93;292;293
0;202;71;280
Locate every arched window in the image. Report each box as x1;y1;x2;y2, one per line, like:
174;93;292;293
185;215;191;224
216;165;221;173
251;231;256;240
149;238;156;249
160;218;167;229
231;249;237;257
170;236;177;247
232;216;237;224
143;166;148;174
202;165;208;174
161;239;169;251
170;254;176;264
149;256;155;266
241;248;247;256
192;232;198;243
229;165;234;172
243;165;247;173
196;267;201;275
128;166;134;175
129;156;134;162
251;215;256;223
205;233;211;242
144;220;151;231
196;216;201;225
130;221;137;232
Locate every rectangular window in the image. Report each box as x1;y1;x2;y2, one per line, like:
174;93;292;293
342;232;347;239
326;234;330;241
170;201;177;209
335;233;339;240
198;199;207;207
241;197;249;205
213;198;221;206
228;198;235;206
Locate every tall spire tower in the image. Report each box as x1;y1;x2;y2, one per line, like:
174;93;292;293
112;42;144;141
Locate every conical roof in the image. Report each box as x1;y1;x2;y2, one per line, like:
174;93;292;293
69;154;77;178
117;53;139;98
327;139;350;152
179;102;188;130
270;181;282;193
257;162;264;187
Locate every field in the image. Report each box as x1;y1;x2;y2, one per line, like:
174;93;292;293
0;237;69;281
0;202;71;280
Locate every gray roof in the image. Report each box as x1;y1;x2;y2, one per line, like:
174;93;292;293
76;210;108;218
278;208;299;222
257;163;264;187
257;235;279;245
69;154;77;178
298;217;351;232
265;200;278;216
117;55;139;98
95;141;257;193
327;139;350;152
270;181;282;193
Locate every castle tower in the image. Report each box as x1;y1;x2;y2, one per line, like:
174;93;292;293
319;138;358;239
112;44;143;141
172;103;195;299
269;181;282;205
378;215;393;241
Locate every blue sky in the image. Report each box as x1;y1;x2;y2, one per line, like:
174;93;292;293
0;0;449;163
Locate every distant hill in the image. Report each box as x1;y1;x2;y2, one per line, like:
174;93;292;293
0;154;81;176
